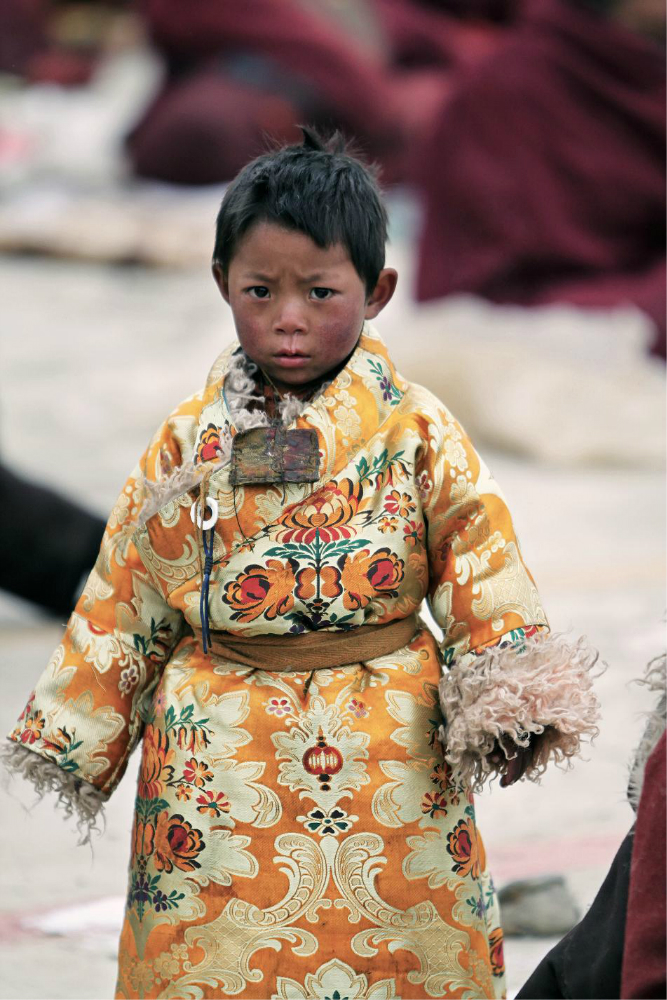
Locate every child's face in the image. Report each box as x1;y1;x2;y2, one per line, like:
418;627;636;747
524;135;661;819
213;222;397;393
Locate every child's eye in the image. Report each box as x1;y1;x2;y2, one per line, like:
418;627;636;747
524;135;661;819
247;286;270;299
310;287;335;301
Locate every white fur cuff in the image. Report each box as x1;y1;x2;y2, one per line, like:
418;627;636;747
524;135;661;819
2;740;108;844
439;633;601;791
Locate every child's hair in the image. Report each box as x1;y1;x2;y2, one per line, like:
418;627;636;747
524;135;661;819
213;128;388;295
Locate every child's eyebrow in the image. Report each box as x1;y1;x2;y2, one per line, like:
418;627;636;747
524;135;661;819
242;272;275;282
302;273;331;283
241;270;337;283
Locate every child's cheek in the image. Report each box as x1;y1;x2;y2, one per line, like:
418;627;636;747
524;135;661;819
233;312;267;358
315;307;364;366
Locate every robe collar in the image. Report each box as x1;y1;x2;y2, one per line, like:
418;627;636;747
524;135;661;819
203;322;408;486
136;324;408;528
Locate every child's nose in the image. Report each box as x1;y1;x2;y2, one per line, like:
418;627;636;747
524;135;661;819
273;298;307;335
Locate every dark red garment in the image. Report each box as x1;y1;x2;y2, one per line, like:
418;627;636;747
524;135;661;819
0;0;46;75
376;0;507;71
416;0;666;356
136;0;398;145
621;731;667;1000
128;0;510;186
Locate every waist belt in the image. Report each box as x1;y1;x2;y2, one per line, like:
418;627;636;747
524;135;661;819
195;613;419;671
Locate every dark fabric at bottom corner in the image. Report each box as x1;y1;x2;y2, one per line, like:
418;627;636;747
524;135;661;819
516;830;632;999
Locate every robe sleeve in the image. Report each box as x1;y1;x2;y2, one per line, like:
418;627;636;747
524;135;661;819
3;425;187;839
419;407;600;789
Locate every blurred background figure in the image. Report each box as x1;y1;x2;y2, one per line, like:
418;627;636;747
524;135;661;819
121;0;507;186
0;462;105;616
416;0;667;359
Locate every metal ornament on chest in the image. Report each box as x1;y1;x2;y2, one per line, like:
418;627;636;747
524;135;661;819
230;426;320;486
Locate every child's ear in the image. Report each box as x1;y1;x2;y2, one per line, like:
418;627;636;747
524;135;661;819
364;268;398;319
212;262;230;303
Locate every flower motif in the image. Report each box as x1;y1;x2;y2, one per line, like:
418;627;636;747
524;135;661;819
182;757;213;789
175;724;210;754
429;759;451;790
417;471;433;502
118;664;140;695
301;807;355;836
467;893;486;920
276;480;360;544
133;818;155;858
333;403;361;440
152;890;171;914
138;725;175;799
403;519;424;546
196;423;224;463
154;950;181;977
175;783;192;802
266;697;292;717
41;726;75;755
383;490;415;518
378;375;394;401
340;547;405;611
489;927;505;977
446;818;481;879
295;565;342;601
20;710;45;745
444;436;468;471
274;957;397;1000
421;790;448;819
196;790;231;817
128;959;157;992
153;812;205;872
223;559;296;623
378;515;398;533
131;873;153;905
152;690;167;716
347;698;369;719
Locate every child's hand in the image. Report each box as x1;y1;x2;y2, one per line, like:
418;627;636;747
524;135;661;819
487;731;547;787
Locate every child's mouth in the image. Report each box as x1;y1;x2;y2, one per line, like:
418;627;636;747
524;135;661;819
274;352;311;367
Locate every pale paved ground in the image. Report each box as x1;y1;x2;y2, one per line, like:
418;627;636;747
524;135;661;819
0;246;664;1000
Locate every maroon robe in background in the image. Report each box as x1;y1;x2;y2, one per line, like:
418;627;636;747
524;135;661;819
127;0;510;186
416;0;666;356
621;731;667;999
129;0;402;184
0;0;45;76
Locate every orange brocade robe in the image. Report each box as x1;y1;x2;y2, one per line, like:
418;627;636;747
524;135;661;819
9;327;550;999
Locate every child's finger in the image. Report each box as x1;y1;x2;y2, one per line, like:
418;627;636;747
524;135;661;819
500;745;532;787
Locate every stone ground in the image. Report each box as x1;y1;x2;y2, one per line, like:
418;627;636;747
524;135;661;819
0;239;664;999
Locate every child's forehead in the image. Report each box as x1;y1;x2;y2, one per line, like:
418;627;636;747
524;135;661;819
232;221;353;273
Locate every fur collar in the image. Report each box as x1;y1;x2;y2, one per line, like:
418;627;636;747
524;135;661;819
137;349;318;526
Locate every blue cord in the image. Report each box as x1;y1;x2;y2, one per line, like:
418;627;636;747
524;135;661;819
199;526;214;653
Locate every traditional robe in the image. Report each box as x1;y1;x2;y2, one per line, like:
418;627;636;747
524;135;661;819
6;327;598;999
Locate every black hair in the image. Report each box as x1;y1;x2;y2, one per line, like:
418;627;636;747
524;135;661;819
213;128;388;295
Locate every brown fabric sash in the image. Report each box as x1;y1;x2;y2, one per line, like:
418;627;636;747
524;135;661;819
196;614;419;671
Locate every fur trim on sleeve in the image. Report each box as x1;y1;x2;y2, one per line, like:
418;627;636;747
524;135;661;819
439;632;601;791
2;741;108;844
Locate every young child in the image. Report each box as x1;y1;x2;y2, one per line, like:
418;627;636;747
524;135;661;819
5;131;600;1000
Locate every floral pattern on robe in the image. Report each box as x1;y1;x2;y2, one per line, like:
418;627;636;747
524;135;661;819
9;326;550;999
